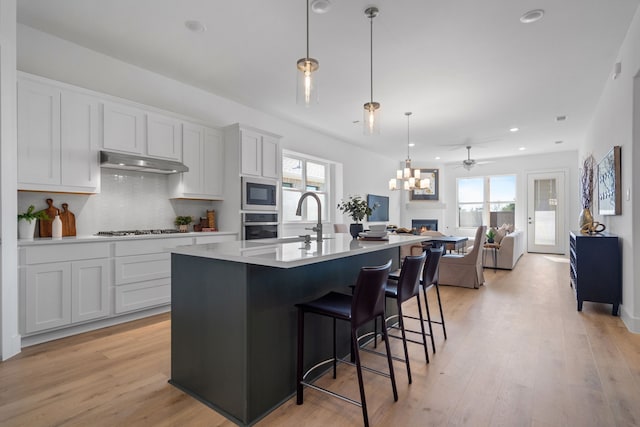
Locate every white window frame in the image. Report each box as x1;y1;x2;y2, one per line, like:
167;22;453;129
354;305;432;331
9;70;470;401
457;174;517;229
281;150;333;225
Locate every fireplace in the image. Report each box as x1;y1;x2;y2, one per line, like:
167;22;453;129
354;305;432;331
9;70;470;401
412;219;438;232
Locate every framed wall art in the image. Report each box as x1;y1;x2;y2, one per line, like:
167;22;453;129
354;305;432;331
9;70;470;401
410;168;439;201
597;145;621;215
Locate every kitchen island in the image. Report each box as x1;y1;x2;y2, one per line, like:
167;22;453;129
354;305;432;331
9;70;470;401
169;233;428;426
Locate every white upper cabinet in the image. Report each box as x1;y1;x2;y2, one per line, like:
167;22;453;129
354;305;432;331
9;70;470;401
238;127;281;179
18;75;100;193
17;79;61;186
261;135;280;179
146;112;182;161
102;101;145;155
103;103;183;161
61;91;100;190
170;123;224;200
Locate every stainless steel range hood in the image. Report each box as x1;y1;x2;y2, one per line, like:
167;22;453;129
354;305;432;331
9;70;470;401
100;150;188;174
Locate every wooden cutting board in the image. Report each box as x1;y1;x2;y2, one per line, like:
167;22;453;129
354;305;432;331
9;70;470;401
39;198;58;238
60;203;76;237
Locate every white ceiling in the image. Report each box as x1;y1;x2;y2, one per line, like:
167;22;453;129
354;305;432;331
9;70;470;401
17;0;640;166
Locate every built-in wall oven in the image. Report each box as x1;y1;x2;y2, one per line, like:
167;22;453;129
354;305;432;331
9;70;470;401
243;212;278;240
242;177;278;211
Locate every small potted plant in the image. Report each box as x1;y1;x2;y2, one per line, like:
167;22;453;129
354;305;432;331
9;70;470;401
18;205;50;240
486;228;496;244
337;195;377;238
175;216;193;232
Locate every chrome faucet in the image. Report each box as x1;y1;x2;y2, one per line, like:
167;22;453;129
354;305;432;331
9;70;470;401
295;192;323;242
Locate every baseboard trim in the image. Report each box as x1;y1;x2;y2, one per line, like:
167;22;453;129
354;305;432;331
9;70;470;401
620;304;640;334
21;305;171;347
2;333;23;361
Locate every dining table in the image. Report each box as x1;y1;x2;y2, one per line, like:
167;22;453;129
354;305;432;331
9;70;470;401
422;235;469;254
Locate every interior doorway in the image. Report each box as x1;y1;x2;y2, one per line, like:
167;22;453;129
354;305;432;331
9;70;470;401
527;171;566;254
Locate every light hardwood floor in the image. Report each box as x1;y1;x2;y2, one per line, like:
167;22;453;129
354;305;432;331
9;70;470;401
2;253;640;426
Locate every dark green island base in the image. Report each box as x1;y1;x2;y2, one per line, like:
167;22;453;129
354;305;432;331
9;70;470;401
169;247;399;426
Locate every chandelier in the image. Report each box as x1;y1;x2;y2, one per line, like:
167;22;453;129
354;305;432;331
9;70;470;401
389;112;430;191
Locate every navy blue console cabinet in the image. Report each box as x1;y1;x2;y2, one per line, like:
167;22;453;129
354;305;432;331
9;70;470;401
569;231;621;316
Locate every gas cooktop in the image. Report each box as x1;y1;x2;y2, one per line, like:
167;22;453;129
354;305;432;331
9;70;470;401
95;229;181;237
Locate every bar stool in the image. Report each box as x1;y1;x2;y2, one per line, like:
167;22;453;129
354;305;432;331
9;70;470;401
383;251;427;384
420;247;446;346
296;260;396;427
388;247;445;355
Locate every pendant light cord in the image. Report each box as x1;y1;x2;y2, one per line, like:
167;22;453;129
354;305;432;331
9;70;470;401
369;14;374;103
306;0;310;59
406;114;411;159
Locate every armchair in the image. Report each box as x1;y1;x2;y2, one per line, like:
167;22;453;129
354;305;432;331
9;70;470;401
438;225;486;289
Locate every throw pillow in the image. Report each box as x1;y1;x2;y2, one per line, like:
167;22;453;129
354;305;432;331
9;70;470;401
495;228;507;244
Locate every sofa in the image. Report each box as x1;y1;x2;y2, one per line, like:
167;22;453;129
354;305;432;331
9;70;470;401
482;229;524;270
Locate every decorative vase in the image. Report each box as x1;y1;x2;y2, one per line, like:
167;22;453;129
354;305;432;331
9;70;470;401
179;224;188;232
349;223;363;239
18;219;36;240
487;238;495;244
579;207;593;230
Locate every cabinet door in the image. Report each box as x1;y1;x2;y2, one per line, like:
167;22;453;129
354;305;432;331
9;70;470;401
202;127;224;198
102;102;145;154
17;79;61;186
181;123;205;194
147;113;182;161
71;259;110;323
61;91;100;191
25;263;71;333
240;129;262;176
261;135;280;179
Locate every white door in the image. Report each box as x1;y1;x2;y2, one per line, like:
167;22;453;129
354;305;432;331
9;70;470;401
527;171;565;254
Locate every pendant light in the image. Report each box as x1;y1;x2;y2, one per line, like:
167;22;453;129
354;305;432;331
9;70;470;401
297;0;319;106
389;112;430;191
363;7;380;135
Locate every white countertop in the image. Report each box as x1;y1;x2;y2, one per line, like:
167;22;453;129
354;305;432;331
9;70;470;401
18;231;238;246
171;233;430;268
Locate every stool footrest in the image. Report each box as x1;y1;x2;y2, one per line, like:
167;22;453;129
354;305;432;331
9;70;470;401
300;381;362;408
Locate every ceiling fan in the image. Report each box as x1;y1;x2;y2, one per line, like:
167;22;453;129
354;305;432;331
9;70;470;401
461;146;492;170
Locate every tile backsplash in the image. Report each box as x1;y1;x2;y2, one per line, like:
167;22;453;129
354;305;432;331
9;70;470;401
18;169;220;235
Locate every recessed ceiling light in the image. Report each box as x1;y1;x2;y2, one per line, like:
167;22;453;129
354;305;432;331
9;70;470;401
519;147;526;151
185;20;207;33
311;0;332;14
556;115;567;122
435;156;441;160
408;143;415;147
520;9;544;24
509;127;519;132
555;140;564;144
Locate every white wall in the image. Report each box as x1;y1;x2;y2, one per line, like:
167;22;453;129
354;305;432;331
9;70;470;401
0;0;20;360
581;7;640;331
16;24;402;232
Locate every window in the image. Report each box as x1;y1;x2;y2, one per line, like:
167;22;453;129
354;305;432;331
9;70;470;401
457;175;516;228
282;153;330;223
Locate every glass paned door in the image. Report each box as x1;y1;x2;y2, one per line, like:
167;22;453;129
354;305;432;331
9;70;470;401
527;171;565;254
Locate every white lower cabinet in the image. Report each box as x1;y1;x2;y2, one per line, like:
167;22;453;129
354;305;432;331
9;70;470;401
25;263;71;333
24;258;109;334
112;237;191;314
113;253;171;314
72;259;110;323
19;234;237;340
115;279;171;314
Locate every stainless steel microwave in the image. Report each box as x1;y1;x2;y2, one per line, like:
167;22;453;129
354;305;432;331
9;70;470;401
242;177;278;211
